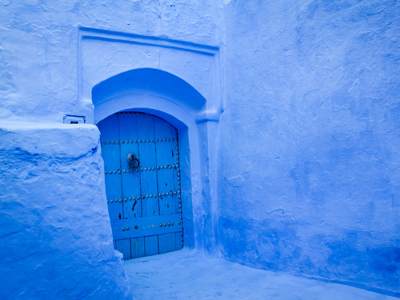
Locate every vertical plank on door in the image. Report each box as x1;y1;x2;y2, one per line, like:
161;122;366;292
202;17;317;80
173;127;183;250
137;114;159;218
131;237;145;258
145;236;158;256
175;232;183;250
155;118;176;254
137;113;159;256
171;126;180;215
115;239;131;260
159;233;175;254
119;112;142;220
155;118;175;216
98;114;123;221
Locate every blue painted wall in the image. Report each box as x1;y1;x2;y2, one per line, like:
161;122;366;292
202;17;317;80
0;1;220;299
0;0;220;123
219;0;400;295
1;0;400;297
0;123;132;299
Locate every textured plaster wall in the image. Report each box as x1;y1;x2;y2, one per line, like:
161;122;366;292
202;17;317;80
3;0;400;298
0;123;131;299
0;1;222;299
0;0;221;123
219;0;400;296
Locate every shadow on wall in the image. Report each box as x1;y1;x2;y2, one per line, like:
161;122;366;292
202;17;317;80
92;68;207;111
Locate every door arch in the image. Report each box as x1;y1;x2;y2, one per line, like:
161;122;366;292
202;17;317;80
92;68;219;255
98;111;184;259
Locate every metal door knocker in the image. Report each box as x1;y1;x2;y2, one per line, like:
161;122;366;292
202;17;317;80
127;153;140;170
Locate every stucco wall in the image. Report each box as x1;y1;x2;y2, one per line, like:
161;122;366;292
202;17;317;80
0;1;222;299
0;123;132;299
2;0;400;297
0;0;221;123
219;0;400;296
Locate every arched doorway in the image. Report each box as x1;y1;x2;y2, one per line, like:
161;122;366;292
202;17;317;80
98;111;184;260
92;68;220;255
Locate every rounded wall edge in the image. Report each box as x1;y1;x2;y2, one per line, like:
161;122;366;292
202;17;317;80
91;68;208;112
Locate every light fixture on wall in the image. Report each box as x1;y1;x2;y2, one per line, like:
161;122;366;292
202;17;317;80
63;115;86;124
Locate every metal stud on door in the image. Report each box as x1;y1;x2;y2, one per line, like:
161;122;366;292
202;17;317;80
98;112;184;260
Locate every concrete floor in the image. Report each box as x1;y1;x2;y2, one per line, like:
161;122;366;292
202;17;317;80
124;249;397;300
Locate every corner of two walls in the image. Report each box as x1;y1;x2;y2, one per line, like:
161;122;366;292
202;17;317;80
3;0;398;297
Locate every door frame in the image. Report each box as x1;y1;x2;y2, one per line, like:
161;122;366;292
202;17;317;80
94;91;216;251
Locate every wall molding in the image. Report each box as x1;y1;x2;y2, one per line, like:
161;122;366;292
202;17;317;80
77;25;223;124
79;26;219;56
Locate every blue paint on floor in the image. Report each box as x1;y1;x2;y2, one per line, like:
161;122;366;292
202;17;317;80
124;249;397;300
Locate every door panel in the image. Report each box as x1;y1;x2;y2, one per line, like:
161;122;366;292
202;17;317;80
98;115;123;221
115;238;131;260
137;114;159;218
176;231;183;250
155;118;176;217
131;237;145;258
99;111;183;260
159;233;175;254
145;235;158;256
119;113;141;221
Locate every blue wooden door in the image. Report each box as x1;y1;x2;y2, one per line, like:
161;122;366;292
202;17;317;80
98;111;183;260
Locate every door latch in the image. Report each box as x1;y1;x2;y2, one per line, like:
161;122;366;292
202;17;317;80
127;153;140;170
